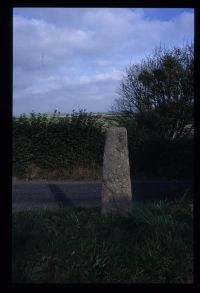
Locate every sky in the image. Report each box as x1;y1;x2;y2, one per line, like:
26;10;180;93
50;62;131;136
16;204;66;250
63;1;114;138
13;8;194;116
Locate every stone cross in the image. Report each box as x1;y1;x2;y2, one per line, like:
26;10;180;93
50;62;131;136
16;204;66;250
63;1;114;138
101;127;132;216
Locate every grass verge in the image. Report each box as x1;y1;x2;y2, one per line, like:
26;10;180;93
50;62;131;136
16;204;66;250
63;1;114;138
12;200;193;283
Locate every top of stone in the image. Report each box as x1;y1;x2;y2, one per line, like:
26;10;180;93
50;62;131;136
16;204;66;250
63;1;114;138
107;127;127;132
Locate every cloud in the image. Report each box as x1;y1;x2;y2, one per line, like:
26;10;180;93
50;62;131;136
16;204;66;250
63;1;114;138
13;8;194;115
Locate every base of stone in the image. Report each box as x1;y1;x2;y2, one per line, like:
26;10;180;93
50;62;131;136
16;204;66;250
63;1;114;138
101;195;132;217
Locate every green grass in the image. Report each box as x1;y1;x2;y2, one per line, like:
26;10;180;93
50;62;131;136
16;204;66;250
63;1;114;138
12;200;193;283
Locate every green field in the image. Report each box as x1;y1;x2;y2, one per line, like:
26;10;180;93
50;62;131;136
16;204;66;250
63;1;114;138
14;112;119;126
12;199;193;283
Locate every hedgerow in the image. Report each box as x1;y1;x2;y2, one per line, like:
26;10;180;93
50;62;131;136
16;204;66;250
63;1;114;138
13;110;105;179
13;110;193;180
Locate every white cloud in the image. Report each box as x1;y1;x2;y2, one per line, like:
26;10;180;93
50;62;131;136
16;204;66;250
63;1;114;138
13;8;194;115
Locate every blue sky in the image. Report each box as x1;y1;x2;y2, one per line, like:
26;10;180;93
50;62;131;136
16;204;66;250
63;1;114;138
13;8;194;116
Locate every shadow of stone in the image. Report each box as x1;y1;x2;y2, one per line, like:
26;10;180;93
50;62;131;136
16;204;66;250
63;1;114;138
48;184;74;207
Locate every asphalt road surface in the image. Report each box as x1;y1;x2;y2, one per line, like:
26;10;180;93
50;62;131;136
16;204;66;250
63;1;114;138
12;179;193;211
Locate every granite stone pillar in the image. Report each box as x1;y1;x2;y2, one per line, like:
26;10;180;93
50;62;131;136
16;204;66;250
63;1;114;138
101;127;132;216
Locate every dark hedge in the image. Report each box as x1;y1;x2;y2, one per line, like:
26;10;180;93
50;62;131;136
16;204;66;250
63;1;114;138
128;138;193;179
13;111;193;180
13;111;105;179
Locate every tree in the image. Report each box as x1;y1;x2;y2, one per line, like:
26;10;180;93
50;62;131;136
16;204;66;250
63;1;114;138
113;43;194;141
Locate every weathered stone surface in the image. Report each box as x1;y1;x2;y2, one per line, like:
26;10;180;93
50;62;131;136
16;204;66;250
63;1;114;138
101;127;132;216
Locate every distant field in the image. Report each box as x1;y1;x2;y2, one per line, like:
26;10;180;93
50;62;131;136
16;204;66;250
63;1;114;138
14;112;120;128
13;112;193;132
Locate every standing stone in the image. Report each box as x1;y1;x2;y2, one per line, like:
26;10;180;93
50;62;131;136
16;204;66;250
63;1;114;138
101;127;132;216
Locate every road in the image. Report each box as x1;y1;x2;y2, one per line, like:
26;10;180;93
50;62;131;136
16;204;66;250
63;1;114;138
12;179;193;211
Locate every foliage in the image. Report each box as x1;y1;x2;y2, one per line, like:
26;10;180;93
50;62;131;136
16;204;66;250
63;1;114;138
12;200;193;283
112;115;193;179
129;137;193;179
113;43;194;141
13;110;105;179
13;110;193;180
